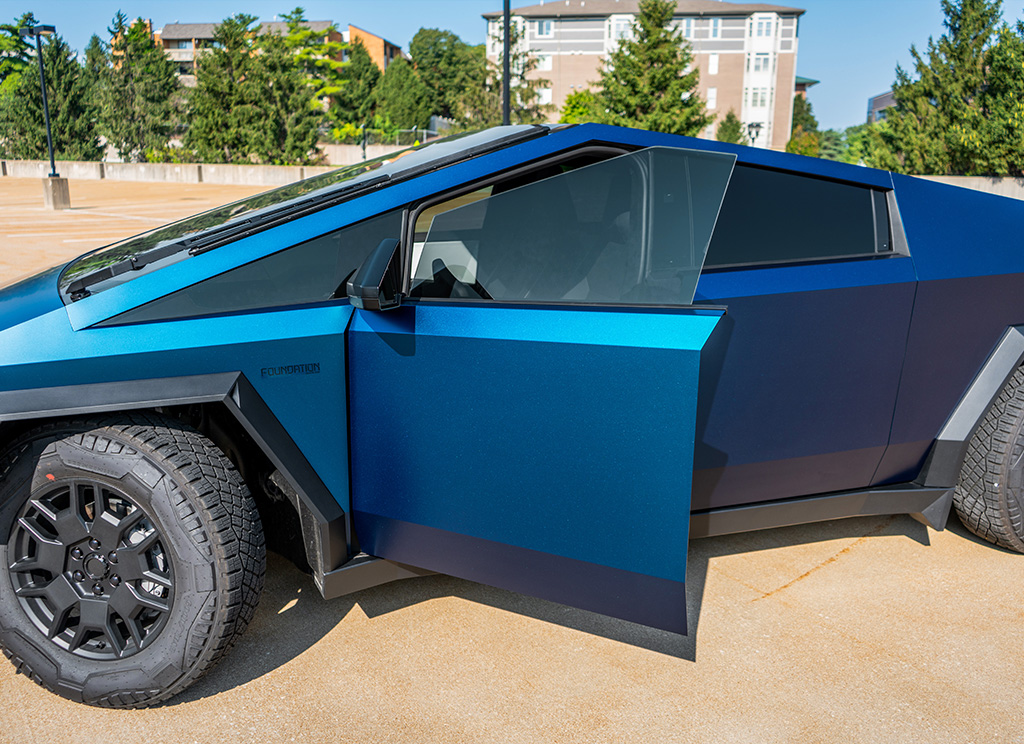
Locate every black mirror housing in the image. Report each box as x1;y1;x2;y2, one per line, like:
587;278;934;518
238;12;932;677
347;238;403;311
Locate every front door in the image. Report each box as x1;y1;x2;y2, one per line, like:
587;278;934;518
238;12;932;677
348;147;735;634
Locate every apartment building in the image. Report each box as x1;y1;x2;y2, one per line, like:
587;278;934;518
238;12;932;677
483;0;805;150
155;21;402;81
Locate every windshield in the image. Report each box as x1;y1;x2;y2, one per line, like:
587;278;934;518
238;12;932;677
59;125;549;302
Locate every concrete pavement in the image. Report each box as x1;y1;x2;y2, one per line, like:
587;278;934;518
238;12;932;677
0;176;1022;743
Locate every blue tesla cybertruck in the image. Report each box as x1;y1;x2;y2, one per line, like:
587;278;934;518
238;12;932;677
2;124;1023;706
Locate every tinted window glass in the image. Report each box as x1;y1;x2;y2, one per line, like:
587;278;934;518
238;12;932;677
410;147;735;306
107;209;403;325
705;166;887;267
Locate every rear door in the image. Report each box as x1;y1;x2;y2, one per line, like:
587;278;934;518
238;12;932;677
348;148;734;634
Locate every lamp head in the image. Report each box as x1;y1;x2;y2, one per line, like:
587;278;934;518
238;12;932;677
19;24;56;38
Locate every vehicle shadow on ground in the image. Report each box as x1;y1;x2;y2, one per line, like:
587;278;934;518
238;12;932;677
173;513;934;704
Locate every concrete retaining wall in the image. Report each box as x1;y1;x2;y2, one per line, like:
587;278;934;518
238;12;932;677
0;147;407;187
916;175;1024;201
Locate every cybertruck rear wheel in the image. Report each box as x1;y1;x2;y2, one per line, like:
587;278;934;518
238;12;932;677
954;366;1024;553
0;414;265;707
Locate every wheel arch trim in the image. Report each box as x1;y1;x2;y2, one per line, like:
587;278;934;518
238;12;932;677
918;324;1024;488
0;372;350;591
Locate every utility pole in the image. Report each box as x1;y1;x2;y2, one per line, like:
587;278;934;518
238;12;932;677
502;0;511;126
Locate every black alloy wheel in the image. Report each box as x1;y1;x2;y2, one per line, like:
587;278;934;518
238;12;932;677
9;478;174;660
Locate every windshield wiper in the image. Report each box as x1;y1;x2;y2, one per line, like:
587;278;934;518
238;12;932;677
65;174;391;300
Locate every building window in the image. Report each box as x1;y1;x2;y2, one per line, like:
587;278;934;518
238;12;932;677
753;52;770;72
536;19;553;38
535;53;552;71
707;87;717;109
705;124;715;138
757;16;774;37
678;18;693;38
745;87;770;108
710;18;721;39
708;53;719;75
175;40;192;49
537;87;553;106
608;14;634;43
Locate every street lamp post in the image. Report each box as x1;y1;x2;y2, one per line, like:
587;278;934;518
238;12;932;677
18;24;69;209
502;0;511;126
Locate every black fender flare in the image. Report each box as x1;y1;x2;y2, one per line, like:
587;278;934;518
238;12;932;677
0;371;350;591
918;325;1024;489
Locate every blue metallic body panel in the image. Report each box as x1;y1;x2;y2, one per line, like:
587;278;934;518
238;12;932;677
347;303;722;632
0;264;64;333
872;176;1024;483
0;303;353;508
693;257;917;509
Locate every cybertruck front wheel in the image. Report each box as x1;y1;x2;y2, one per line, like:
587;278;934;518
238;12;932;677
954;366;1024;552
0;414;265;707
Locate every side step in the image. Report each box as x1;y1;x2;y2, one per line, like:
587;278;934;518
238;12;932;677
318;553;435;600
689;484;954;539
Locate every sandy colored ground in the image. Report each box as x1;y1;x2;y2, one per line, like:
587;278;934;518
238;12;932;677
0;177;1022;743
0;177;265;284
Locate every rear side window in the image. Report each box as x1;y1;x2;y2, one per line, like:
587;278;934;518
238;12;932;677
704;165;891;268
103;208;403;325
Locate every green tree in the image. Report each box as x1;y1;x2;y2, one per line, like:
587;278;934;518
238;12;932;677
377;57;432;129
279;7;346;98
818;128;845;161
80;34;107;124
967;22;1024;175
870;0;1003;174
0;12;36;94
186;14;266;162
791;94;818;134
785;126;820;157
409;28;479;119
99;13;179;161
253;27;322;163
454;22;554;126
330;38;380;126
715;109;747;144
0;32;101;160
187;14;321;164
559;89;601;124
595;0;708;135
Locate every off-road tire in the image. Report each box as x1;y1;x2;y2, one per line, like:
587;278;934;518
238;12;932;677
954;365;1024;553
0;413;265;707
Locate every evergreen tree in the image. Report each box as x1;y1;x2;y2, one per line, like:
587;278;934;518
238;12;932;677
870;0;1002;174
81;34;107;124
715;109;747;144
818;129;845;161
253;29;322;163
377;58;432;129
559;89;601;124
279;7;346;98
186;14;266;162
330;39;380;126
595;0;708;135
99;13;179;161
0;32;100;160
790;95;818;134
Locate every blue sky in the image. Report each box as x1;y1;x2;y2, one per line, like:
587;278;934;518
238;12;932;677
4;0;1022;130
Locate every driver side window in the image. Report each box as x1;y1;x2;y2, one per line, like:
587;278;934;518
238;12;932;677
409;147;735;307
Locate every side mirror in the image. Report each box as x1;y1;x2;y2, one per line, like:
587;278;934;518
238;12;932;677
347;238;403;311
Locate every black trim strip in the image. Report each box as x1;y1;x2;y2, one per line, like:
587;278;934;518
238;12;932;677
917;325;1024;488
690;483;953;538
